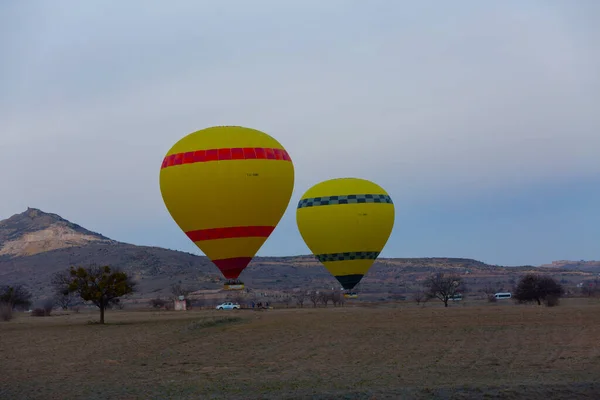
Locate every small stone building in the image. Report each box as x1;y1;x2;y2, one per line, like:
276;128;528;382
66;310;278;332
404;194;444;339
174;295;187;311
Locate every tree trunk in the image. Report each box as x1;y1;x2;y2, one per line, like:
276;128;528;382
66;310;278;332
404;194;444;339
100;304;105;324
536;298;541;305
444;300;448;307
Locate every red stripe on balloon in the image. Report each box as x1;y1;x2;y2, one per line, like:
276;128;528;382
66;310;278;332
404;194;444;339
213;257;253;279
161;147;292;169
185;226;275;242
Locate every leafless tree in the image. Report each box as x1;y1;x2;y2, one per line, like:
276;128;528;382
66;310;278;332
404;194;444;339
423;272;465;307
0;284;32;311
481;284;500;302
319;291;332;307
52;270;81;310
412;290;427;305
309;290;319;308
232;293;245;306
282;295;293;308
51;270;78;310
331;291;342;307
295;291;306;308
54;291;78;310
171;283;192;298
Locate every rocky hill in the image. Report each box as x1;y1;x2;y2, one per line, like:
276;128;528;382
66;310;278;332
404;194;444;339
0;207;114;257
0;208;597;303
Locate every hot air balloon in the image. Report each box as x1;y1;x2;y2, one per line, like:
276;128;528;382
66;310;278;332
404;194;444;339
159;126;294;290
296;178;395;298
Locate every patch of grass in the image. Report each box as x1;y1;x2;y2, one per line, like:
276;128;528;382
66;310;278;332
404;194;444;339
186;316;243;330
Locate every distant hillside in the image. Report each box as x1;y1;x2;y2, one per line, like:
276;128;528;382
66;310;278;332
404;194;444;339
540;260;600;273
0;208;597;303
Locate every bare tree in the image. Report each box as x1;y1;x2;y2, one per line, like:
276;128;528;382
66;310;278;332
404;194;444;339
171;283;192;298
232;292;245;306
423;273;465;307
319;291;332;307
481;284;497;296
54;291;78;310
309;290;319;308
282;295;293;308
0;284;32;311
412;290;427;305
51;270;78;310
481;284;500;302
331;291;342;307
295;291;306;308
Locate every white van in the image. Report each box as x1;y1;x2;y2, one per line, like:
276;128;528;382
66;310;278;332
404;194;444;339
494;292;511;300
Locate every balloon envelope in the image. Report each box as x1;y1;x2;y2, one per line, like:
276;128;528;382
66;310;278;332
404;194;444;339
296;178;395;290
160;126;294;281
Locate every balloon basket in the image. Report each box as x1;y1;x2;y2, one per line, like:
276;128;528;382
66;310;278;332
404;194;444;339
343;292;358;299
224;281;245;291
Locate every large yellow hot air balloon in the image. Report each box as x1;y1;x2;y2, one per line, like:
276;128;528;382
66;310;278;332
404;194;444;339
159;126;294;290
296;178;395;296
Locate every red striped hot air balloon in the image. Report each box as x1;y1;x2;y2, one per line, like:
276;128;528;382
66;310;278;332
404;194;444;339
159;126;295;290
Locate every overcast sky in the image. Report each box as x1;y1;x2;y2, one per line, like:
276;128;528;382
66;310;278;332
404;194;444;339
1;0;599;266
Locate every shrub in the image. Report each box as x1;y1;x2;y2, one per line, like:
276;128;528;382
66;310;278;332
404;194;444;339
31;308;46;317
545;295;560;307
487;295;497;303
150;298;167;308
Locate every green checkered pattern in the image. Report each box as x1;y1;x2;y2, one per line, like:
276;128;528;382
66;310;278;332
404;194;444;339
315;251;381;262
297;194;392;209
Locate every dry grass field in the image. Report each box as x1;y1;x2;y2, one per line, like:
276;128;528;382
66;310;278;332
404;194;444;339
2;299;600;400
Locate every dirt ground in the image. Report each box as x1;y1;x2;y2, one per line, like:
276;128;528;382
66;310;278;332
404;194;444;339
1;299;600;400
